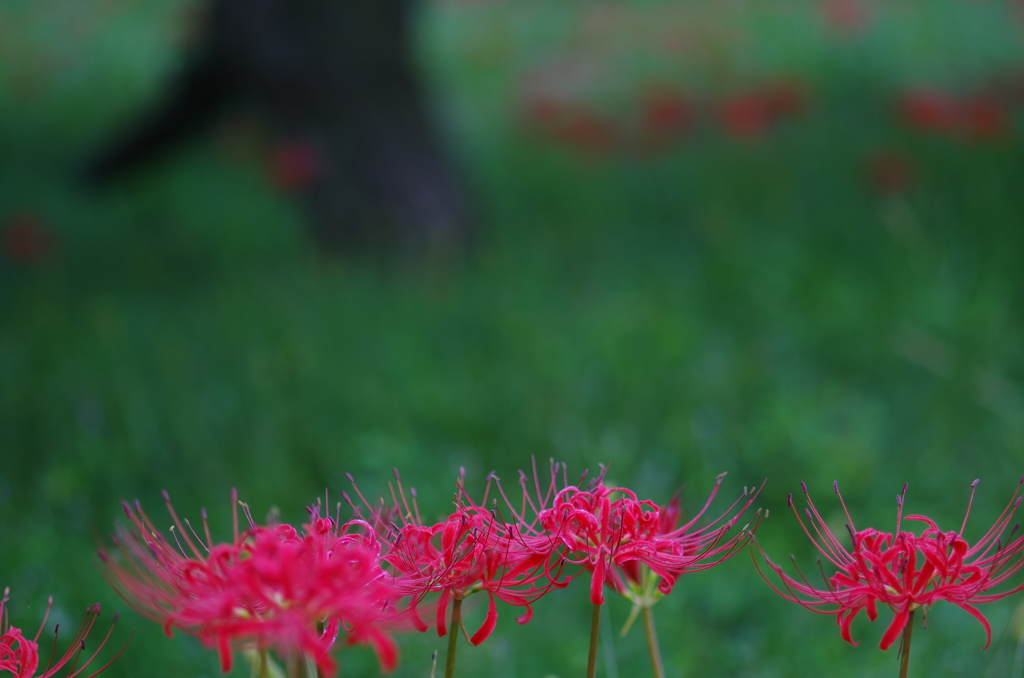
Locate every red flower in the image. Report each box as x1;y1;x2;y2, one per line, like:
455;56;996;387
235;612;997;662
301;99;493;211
101;491;403;676
346;466;570;646
538;471;762;605
1;215;52;263
0;588;128;678
636;89;693;152
898;89;1013;142
865;150;916;195
269;139;322;192
959;96;1012;142
521;98;620;153
551;108;619;153
823;0;869;36
754;479;1024;650
898;89;960;133
720;94;775;141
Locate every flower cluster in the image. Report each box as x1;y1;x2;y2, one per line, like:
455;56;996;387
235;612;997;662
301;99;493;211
346;461;760;641
96;464;1024;677
0;587;128;678
100;490;403;677
100;462;760;676
346;464;577;645
755;478;1024;650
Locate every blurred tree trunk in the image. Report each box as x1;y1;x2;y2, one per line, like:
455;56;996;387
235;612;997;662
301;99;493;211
85;0;473;257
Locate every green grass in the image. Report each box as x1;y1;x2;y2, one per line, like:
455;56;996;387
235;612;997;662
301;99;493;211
2;0;1024;676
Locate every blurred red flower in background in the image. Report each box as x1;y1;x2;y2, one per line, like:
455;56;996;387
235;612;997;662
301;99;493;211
269;139;322;192
823;0;870;36
865;150;916;195
898;89;1014;142
2;215;52;263
898;89;961;132
637;88;694;151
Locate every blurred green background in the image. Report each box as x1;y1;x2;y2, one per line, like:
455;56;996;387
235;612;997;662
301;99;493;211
2;0;1024;675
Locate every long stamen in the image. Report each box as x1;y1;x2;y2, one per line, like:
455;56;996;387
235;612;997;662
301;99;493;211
33;594;54;644
960;479;981;536
833;481;857;533
231;487;239;543
162;490;205;560
896;483;908;534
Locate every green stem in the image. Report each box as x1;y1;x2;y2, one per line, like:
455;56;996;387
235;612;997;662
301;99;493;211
587;602;601;678
445;597;463;678
287;653;304;678
899;610;916;678
316;621;325;678
259;649;269;678
642;605;665;678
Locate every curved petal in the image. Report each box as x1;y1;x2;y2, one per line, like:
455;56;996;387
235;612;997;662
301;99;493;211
590;557;606;606
955;602;993;650
469;594;499;646
516;604;534;626
436;588;451;638
879;607;910;651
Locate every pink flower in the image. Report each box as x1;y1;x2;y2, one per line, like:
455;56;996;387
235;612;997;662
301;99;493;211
101;491;403;676
0;588;128;678
754;479;1024;650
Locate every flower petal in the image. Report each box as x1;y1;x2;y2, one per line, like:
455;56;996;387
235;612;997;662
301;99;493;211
469;594;499;646
879;607;910;651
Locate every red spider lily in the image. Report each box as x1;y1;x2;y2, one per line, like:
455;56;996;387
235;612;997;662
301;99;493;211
959;96;1012;142
717;82;808;143
538;471;762;605
898;89;961;133
823;0;869;36
754;479;1024;651
0;588;129;678
719;94;776;141
896;89;1012;142
635;89;694;152
345;467;571;646
641;90;692;137
865;150;916;195
521;99;620;153
101;491;403;676
1;215;53;264
269;139;322;192
550;108;619;153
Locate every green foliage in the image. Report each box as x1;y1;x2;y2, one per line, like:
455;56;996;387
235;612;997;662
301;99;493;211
2;0;1024;675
